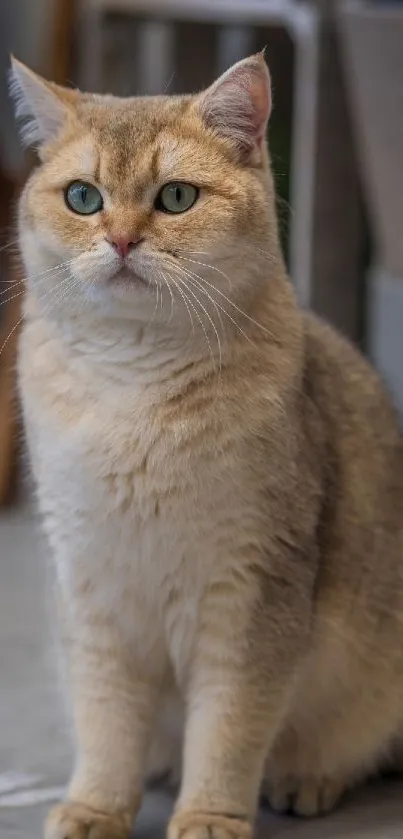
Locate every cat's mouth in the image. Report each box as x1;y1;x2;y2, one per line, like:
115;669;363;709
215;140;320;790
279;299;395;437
108;268;148;288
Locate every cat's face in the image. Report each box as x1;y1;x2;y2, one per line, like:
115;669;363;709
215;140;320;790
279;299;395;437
11;55;278;325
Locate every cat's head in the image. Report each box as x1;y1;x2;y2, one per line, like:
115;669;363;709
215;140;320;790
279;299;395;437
10;54;280;327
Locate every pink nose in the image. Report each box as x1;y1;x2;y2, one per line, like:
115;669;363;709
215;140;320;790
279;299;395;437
106;236;141;259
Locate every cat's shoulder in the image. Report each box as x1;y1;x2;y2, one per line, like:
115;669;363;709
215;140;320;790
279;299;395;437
301;310;400;434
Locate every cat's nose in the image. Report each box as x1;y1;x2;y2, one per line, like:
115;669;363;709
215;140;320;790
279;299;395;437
106;235;142;259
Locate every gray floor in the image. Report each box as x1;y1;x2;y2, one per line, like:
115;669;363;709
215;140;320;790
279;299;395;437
1;509;403;838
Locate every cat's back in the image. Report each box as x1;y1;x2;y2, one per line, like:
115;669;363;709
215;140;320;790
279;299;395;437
302;311;403;612
303;311;401;446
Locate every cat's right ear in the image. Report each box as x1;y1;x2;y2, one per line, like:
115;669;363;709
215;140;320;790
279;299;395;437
196;53;272;164
8;57;78;154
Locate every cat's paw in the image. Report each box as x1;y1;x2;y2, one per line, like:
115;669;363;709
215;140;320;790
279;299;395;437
167;812;252;839
262;774;346;817
45;801;132;839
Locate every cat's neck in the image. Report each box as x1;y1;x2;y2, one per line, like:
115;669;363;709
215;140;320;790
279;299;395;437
24;290;230;389
23;271;302;394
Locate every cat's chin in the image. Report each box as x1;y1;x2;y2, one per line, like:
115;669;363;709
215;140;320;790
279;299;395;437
108;268;149;290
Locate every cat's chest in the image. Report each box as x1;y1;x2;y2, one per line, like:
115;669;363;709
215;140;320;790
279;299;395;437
30;368;224;571
33;394;215;674
20;322;250;671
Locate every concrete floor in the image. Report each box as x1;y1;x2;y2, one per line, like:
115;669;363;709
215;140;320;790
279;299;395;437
2;508;403;838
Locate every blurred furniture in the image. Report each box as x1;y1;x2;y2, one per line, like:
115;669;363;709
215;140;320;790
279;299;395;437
0;0;76;505
338;0;403;413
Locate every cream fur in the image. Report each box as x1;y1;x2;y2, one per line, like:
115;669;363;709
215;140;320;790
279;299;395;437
11;54;403;839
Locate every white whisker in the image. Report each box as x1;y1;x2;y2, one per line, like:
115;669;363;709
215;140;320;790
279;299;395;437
51;277;84;314
172;264;227;347
169;268;222;369
81;271;99;312
0;267;81;358
180;268;255;349
163;270;195;334
163;271;175;323
0;258;74;299
176;258;276;341
0;239;19;255
176;254;233;290
0;277;26;298
0;288;26;308
0;279;22;284
0;314;24;358
254;246;277;263
169;272;214;364
38;272;83;318
174;249;211;257
150;273;161;323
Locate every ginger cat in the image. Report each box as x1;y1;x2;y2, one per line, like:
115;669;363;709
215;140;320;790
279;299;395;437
10;53;403;839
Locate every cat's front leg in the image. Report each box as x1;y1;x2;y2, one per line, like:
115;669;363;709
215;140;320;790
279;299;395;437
168;676;270;839
45;609;160;839
168;575;309;839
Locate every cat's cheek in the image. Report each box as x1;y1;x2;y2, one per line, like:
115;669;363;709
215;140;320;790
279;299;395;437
19;228;71;288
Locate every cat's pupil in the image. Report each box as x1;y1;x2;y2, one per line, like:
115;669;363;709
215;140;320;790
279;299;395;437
175;187;181;204
80;186;87;204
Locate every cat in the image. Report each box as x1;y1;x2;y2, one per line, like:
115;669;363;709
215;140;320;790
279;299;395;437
9;52;403;839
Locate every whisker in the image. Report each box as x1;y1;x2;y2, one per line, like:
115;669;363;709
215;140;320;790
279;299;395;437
150;273;161;323
0;271;51;299
0;313;24;359
42;274;84;317
168;272;214;364
80;271;98;313
172;264;226;346
28;258;75;282
176;262;276;341
0;258;74;299
0;264;75;308
163;270;195;334
163;270;175;323
0;238;19;255
174;249;211;257
176;255;233;290
173;264;254;349
43;272;79;303
0;278;23;284
162;70;175;94
0;279;27;299
184;283;222;369
156;273;161;314
254;246;277;263
0;288;27;308
169;268;222;369
0;266;80;357
36;271;83;318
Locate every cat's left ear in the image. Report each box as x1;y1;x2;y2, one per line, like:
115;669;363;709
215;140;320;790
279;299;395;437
197;52;272;163
9;57;78;154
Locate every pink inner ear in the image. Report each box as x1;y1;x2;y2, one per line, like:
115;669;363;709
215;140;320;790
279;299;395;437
246;69;272;147
200;56;272;156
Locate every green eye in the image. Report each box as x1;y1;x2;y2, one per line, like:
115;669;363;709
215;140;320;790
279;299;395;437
156;182;198;214
65;181;103;215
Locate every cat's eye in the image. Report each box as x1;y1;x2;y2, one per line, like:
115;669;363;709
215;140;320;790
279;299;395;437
65;181;103;215
156;182;198;214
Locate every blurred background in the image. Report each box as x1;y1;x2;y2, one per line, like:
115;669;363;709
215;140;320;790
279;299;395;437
1;0;403;503
1;3;403;836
